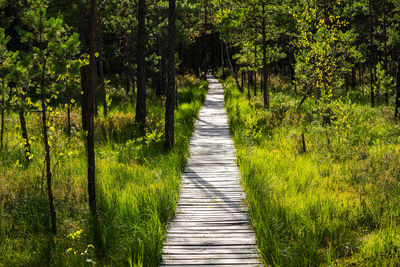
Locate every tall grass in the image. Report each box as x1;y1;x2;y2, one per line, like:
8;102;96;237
223;76;400;266
0;75;207;266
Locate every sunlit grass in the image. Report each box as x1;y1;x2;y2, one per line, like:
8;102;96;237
223;76;400;266
0;75;207;266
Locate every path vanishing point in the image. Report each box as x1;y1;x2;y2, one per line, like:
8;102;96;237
160;76;263;266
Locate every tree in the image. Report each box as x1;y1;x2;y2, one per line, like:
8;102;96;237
87;0;102;253
19;4;81;235
293;0;358;107
136;0;147;132
0;29;15;151
165;0;176;150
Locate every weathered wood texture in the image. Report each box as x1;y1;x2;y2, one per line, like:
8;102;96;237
161;76;262;266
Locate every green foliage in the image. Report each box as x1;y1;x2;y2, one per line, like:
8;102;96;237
293;1;359;99
0;76;207;266
223;77;400;266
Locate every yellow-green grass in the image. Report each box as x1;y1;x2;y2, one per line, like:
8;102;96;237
0;75;207;266
223;76;400;266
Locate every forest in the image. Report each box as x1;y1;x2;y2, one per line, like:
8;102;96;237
1;0;400;266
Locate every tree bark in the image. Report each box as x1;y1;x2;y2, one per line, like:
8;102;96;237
40;57;56;235
262;1;269;109
79;0;89;132
382;0;388;104
1;80;5;150
395;61;400;118
203;0;208;77
369;0;375;107
123;31;130;94
165;0;176;150
65;81;71;137
225;44;242;92
136;0;147;131
247;70;251;100
88;0;97;220
88;0;103;254
98;5;107;117
254;46;257;96
19;93;31;161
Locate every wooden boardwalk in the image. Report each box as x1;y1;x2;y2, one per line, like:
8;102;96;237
160;76;262;266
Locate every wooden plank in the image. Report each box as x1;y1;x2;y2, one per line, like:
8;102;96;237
163;254;259;260
167;233;254;238
162;258;261;265
160;265;261;267
164;239;256;246
168;221;251;228
160;76;262;266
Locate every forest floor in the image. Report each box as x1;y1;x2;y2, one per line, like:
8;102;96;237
222;74;400;266
0;75;207;266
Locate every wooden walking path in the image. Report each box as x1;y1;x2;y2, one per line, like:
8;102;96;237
160;76;263;266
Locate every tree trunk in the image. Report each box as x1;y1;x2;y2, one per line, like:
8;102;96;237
65;81;71;137
247;70;251;100
369;0;375;107
254;46;257;96
165;0;176;150
262;2;269;109
136;0;147;131
203;0;208;77
254;71;257;97
79;0;89;132
123;31;130;94
1;80;5;150
88;0;103;254
241;71;244;91
382;0;388;104
395;61;400;118
18;93;31;162
221;40;225;77
98;5;107;117
39;57;56;235
225;44;242;92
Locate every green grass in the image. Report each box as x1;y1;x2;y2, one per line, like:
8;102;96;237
222;76;400;266
0;75;207;266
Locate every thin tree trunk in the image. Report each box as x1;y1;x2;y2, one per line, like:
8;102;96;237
98;5;107;117
225;44;242;92
369;0;375;107
221;40;225;77
65;81;71;137
254;46;257;96
1;80;5;150
382;0;388;104
88;0;102;254
123;31;130;94
241;71;244;91
262;2;268;108
165;0;176;150
203;0;208;77
395;61;400;118
39;57;56;235
247;70;251;100
79;0;89;132
254;71;257;97
136;0;147;131
19;98;31;162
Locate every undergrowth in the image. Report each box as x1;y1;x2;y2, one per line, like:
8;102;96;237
222;76;400;266
0;75;207;266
